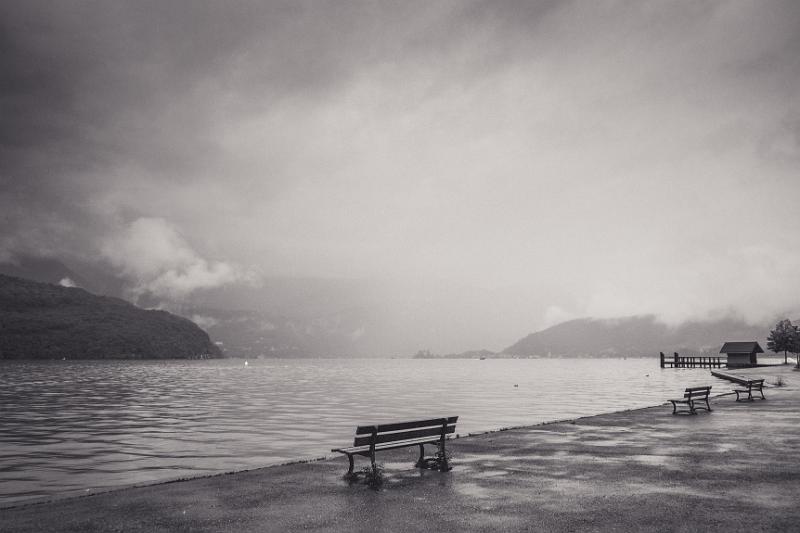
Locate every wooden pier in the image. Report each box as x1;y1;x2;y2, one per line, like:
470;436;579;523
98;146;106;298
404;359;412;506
660;351;726;368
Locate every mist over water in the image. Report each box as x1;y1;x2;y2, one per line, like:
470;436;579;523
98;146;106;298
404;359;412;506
0;357;746;506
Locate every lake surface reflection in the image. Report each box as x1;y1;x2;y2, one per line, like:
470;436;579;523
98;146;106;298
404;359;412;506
1;358;719;505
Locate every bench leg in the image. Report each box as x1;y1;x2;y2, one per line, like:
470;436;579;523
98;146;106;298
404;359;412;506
704;398;712;412
437;440;451;472
415;444;426;468
689;400;697;415
670;401;677;415
758;388;765;400
346;454;355;477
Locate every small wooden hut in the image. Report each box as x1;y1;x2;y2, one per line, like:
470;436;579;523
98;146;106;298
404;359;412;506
720;341;764;368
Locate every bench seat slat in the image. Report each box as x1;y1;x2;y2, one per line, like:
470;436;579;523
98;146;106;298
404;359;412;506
356;416;458;435
333;435;449;455
353;425;456;447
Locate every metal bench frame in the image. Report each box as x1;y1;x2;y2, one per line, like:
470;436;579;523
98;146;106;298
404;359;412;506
332;416;458;477
670;386;712;415
734;379;765;402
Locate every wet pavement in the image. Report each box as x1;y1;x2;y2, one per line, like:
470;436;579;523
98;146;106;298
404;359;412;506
3;366;799;532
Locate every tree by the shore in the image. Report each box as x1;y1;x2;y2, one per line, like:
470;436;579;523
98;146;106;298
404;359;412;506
791;327;800;369
767;319;796;364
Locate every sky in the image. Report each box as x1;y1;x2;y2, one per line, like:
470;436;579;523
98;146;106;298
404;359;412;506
1;0;799;342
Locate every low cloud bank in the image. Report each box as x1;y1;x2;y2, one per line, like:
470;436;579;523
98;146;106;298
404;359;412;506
102;217;251;300
573;245;800;329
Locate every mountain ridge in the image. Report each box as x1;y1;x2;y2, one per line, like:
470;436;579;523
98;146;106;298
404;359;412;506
0;256;787;358
502;315;770;357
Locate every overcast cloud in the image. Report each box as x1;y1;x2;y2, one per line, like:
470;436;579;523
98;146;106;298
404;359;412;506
1;1;799;337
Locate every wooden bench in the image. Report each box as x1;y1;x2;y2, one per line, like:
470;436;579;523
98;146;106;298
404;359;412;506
734;379;765;402
669;386;712;415
332;416;458;477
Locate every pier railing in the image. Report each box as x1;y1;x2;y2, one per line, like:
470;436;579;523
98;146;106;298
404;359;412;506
660;351;725;368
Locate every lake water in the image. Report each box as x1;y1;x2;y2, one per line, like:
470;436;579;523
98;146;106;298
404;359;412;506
0;357;732;506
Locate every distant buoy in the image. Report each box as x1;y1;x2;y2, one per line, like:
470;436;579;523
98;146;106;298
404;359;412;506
244;360;249;366
513;384;519;388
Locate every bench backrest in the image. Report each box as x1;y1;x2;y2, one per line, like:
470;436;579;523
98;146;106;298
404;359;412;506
353;416;458;447
684;386;711;399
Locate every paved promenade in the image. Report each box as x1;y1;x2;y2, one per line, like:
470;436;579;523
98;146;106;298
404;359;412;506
4;366;799;532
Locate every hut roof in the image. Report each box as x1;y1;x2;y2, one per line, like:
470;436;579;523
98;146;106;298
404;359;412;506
719;341;764;354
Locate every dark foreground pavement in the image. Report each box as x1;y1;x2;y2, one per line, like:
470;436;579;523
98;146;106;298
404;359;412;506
3;366;800;532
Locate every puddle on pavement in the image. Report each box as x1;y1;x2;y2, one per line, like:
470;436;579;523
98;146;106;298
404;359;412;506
623;481;716;499
455;481;496;500
455;453;514;464
735;486;792;509
472;470;510;479
630;454;673;467
581;438;637;447
454;479;544;508
714;442;737;453
381;461;415;470
505;451;570;462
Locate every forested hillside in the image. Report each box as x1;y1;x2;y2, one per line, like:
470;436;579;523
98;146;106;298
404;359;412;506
0;275;221;359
